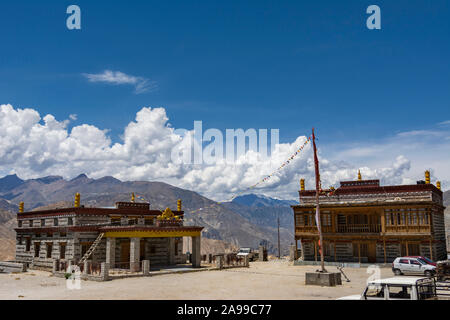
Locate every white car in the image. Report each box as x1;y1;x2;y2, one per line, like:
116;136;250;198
338;277;437;300
237;248;257;261
392;257;436;277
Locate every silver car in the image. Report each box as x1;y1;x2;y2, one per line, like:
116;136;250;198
392;257;436;277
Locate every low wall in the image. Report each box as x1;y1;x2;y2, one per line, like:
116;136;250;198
0;261;27;273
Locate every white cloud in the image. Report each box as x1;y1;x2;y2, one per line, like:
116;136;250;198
438;120;450;126
82;70;157;94
0;104;448;201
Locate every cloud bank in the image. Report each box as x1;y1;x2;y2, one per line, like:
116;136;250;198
0;104;448;200
82;70;157;94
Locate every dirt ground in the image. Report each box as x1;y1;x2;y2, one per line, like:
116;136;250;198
0;260;394;300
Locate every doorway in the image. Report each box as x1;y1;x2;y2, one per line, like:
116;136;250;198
121;240;130;263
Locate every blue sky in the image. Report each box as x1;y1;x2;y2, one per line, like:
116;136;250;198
0;1;449;198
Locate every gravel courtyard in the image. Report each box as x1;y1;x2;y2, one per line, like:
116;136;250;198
0;260;394;300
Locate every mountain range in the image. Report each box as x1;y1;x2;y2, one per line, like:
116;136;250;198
0;174;299;259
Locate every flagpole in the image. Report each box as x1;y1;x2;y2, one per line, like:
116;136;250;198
312;128;326;273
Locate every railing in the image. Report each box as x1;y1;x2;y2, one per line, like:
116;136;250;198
109;262;142;274
295;226;334;234
337;224;381;233
155;219;183;227
385;225;431;233
79;262;102;276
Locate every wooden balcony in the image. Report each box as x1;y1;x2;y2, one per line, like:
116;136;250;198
295;224;381;235
337;224;381;234
385;225;431;234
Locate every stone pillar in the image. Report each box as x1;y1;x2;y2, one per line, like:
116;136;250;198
142;260;150;275
191;236;201;268
52;259;59;273
100;262;110;281
259;246;265;262
244;255;249;267
289;244;297;261
168;238;176;265
83;260;91;275
130;237;141;272
215;255;224;269
106;237;116;266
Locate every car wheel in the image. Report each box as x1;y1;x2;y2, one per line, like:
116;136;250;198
393;269;402;276
424;270;433;278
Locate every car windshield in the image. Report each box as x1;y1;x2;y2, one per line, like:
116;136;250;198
417;258;428;265
421;257;433;264
240;249;250;253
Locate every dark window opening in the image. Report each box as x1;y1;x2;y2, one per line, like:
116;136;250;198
46;243;53;259
34;243;40;258
60;243;66;259
54;218;59;226
26;238;31;252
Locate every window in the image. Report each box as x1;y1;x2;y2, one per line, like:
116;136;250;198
53;218;59;226
399;259;409;264
149;246;156;254
41;219;45;227
388;285;411;299
410;259;421;266
111;217;120;226
34;242;40;258
18;220;22;228
364;284;385;299
68;217;73;226
60;232;67;237
26;238;31;252
29;220;33;227
60;243;66;259
46;243;53;259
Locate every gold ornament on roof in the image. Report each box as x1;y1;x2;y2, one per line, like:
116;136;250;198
157;207;180;221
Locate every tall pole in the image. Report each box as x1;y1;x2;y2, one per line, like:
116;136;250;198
312;128;325;273
277;215;281;259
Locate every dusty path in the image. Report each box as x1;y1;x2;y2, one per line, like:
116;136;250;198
0;260;393;300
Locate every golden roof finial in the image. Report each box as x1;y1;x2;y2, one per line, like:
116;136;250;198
358;170;362;181
425;170;431;184
131;192;135;202
300;179;305;191
19;202;24;214
437;181;441;190
177;199;182;211
74;193;81;207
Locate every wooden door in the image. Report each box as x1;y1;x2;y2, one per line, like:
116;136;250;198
121;241;130;263
368;242;377;263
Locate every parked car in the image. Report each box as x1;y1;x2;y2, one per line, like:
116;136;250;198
338;277;437;300
237;248;258;261
392;257;436;277
405;256;436;266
